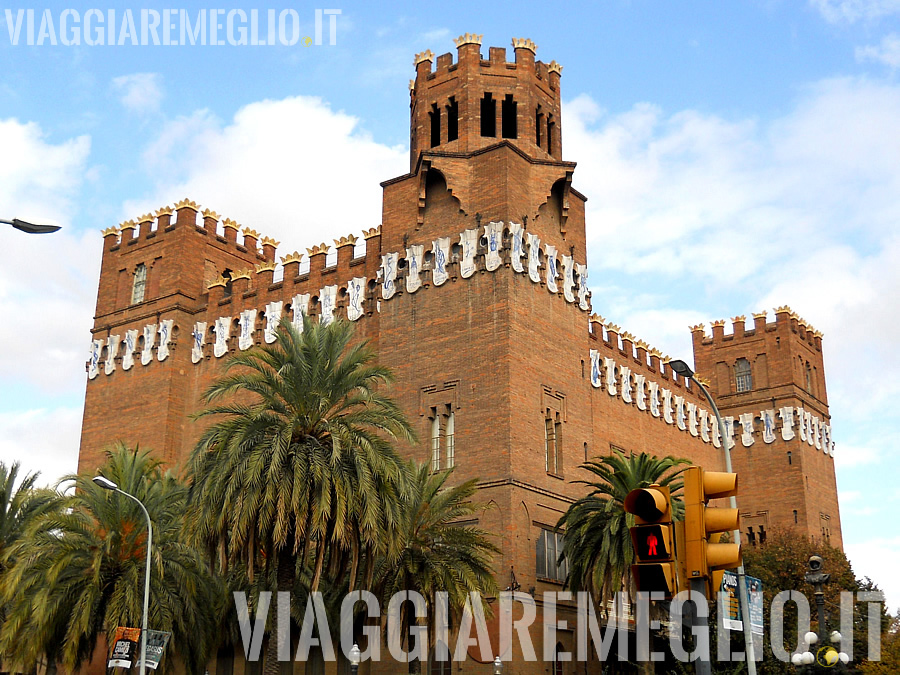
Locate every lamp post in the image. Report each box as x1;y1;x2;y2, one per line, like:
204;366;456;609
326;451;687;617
349;643;360;674
93;476;152;675
792;555;849;669
1;217;61;233
493;655;503;674
667;359;758;675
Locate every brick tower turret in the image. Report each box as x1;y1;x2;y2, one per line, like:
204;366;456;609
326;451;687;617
691;308;842;549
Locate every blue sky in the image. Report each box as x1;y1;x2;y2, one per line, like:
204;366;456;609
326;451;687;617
2;0;899;613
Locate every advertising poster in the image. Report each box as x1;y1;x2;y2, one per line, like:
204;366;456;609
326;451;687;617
108;627;141;668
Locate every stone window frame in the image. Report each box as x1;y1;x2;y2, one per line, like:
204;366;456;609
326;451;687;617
542;387;566;478
421;381;459;471
131;262;147;305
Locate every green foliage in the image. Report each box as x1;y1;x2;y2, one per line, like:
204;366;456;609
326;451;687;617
557;449;689;606
741;528;889;673
859;611;900;674
186;316;415;675
0;445;223;674
374;462;499;639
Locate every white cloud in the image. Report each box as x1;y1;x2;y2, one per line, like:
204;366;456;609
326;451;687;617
112;73;163;114
856;33;900;67
845;537;900;613
810;0;900;23
0;118;89;225
124;95;408;247
0;119;97;394
0;407;82;488
566;78;900;476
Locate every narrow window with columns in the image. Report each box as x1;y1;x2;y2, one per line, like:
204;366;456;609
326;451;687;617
131;263;147;304
445;406;455;469
430;408;441;471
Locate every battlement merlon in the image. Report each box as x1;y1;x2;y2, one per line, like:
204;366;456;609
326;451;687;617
413;35;561;94
93;200;388;322
692;307;824;352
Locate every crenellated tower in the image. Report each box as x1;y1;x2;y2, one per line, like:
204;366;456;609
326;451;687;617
691;308;842;549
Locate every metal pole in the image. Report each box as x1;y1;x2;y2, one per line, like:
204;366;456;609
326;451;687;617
690;578;713;675
815;584;827;645
116;489;152;675
691;376;758;675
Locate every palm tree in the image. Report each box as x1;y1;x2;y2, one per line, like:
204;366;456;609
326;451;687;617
0;462;58;668
374;462;499;673
557;449;689;608
0;445;223;675
186;316;415;675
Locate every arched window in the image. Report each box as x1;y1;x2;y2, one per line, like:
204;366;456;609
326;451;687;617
805;362;812;393
553;642;565;675
131;263;147;304
734;358;752;393
545;409;561;474
430;410;441;471
445;409;455;469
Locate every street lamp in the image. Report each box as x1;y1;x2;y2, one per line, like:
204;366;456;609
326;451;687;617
93;475;152;675
349;643;360;674
667;359;758;675
1;217;61;233
493;656;503;674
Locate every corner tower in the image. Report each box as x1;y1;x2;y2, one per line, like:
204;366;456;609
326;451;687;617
691;309;842;549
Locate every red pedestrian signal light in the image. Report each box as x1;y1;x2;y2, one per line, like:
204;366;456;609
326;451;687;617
631;524;673;560
624;484;679;599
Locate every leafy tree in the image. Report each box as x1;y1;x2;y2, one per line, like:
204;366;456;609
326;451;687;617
859;611;900;674
741;528;890;673
557;449;689;607
374;462;499;673
0;445;222;675
186;316;415;675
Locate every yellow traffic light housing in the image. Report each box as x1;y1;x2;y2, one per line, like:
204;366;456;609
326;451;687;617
683;466;742;594
624;484;679;599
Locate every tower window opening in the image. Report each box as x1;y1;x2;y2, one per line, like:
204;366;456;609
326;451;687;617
805;361;812;393
547;114;555;154
131;263;147;304
787;451;792;465
430;408;441;471
794;509;799;524
536;107;543;147
747;528;756;545
758;525;767;544
446;97;458;142
429;103;441;148
501;94;517;139
480;93;496;137
735;358;752;393
221;268;233;298
445;406;455;469
545;409;561;475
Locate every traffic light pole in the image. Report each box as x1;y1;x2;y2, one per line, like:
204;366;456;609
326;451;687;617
690;578;713;675
692;379;758;675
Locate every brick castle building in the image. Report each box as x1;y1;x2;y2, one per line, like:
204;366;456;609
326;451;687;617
78;34;842;672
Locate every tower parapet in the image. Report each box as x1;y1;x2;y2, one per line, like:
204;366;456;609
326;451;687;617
409;35;563;166
690;307;840;549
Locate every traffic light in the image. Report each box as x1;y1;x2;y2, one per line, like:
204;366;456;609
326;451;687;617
624;484;679;599
683;466;741;594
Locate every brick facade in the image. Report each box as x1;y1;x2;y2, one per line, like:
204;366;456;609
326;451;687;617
78;36;842;674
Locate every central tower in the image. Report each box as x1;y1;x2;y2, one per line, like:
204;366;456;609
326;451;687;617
375;36;594;663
